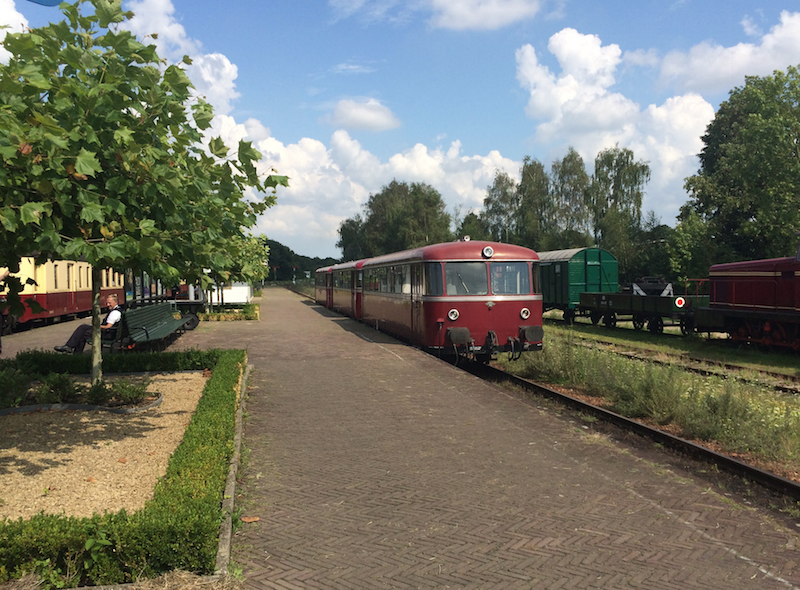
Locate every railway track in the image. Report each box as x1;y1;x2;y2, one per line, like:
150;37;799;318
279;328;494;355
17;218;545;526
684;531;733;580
465;360;800;502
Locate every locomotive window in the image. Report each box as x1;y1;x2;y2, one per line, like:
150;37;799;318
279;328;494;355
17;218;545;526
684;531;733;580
490;262;530;295
424;262;444;296
532;262;541;294
444;262;488;296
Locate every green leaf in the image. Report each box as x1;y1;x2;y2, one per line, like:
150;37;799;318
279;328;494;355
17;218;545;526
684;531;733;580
80;201;105;224
74;148;102;177
32;111;65;134
209;137;229;159
45;133;69;149
192;100;214;130
113;128;134;146
0;207;18;231
95;0;127;27
139;219;156;234
19;202;52;225
138;236;160;258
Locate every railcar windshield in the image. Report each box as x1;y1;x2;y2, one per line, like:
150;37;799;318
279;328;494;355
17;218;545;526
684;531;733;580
445;262;488;295
490;262;531;295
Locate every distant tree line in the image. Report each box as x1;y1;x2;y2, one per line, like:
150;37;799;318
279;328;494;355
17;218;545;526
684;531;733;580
336;65;800;285
264;239;337;282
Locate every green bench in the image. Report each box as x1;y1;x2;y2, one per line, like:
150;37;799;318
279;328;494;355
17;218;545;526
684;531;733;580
123;302;192;346
98;302;192;352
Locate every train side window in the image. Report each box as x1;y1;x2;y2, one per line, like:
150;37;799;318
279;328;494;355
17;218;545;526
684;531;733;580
402;265;411;294
379;267;389;292
532;262;541;294
490;262;530;295
445;262;488;296
54;264;58;290
424;262;443;296
392;266;403;293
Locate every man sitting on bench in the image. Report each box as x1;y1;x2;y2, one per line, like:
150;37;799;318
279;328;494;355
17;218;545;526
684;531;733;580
55;294;122;354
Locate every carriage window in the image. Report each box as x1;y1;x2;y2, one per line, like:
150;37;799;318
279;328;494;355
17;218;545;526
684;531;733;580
532;262;541;294
444;262;488;296
392;265;410;294
425;262;443;296
490;262;531;295
378;267;390;292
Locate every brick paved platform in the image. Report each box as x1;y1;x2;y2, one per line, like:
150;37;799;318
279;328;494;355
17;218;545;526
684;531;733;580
4;289;799;589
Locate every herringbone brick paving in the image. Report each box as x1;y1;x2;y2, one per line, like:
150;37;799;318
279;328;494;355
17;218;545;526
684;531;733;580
170;289;800;589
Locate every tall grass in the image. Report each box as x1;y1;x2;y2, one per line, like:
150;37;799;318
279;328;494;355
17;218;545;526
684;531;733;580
503;332;800;465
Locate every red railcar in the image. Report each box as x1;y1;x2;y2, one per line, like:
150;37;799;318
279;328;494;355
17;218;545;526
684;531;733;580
694;254;800;348
316;241;544;360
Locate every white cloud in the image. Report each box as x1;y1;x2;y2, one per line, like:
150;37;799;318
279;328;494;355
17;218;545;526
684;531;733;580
0;0;28;64
186;53;240;116
428;0;542;30
660;10;800;93
123;0;200;59
328;0;543;30
241;130;521;257
516;28;715;225
741;15;762;38
331;62;376;75
323;98;401;131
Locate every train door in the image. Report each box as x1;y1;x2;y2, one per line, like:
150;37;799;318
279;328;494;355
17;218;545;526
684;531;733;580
353;270;363;319
412;264;423;342
326;272;333;308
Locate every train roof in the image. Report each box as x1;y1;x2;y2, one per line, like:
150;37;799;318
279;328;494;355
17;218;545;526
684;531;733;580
362;241;539;267
536;247;615;263
710;256;798;274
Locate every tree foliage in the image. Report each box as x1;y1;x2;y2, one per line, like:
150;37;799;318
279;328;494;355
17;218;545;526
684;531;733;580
337;180;452;258
0;0;286;380
683;65;800;262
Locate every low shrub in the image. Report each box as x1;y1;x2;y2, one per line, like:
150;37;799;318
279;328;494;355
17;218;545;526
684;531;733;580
10;349;220;376
110;378;150;405
85;380;111;406
0;349;245;588
0;367;31;408
34;373;80;405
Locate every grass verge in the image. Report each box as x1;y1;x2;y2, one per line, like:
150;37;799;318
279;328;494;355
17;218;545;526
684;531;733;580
498;330;800;473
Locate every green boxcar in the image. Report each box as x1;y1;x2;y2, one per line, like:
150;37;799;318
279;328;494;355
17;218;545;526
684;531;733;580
539;248;619;317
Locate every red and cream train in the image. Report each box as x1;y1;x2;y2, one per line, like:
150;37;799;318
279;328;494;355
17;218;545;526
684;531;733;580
315;240;544;360
1;257;125;333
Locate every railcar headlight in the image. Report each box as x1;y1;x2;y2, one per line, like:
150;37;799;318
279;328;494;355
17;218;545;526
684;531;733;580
482;246;494;258
520;307;531;320
448;308;460;321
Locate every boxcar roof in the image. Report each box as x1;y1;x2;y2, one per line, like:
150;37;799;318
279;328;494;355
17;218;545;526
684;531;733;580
362;241;539;267
536;247;594;262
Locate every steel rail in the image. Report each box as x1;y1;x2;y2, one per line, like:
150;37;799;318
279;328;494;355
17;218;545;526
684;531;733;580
466;361;800;502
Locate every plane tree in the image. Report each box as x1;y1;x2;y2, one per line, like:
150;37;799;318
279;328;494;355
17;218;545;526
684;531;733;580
0;0;286;382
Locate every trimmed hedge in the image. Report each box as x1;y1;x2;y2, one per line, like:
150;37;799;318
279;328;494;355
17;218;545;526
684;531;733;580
0;349;244;587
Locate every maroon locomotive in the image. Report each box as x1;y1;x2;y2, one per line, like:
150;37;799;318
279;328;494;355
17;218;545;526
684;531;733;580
316;240;544;360
694;250;800;348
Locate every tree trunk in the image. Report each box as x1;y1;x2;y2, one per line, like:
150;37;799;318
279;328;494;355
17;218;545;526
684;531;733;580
91;266;103;384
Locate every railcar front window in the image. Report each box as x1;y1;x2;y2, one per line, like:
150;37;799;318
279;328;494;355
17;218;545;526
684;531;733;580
425;262;444;296
445;262;488;296
490;262;531;295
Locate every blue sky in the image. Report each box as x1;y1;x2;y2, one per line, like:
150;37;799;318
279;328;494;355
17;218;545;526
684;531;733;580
3;0;800;258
